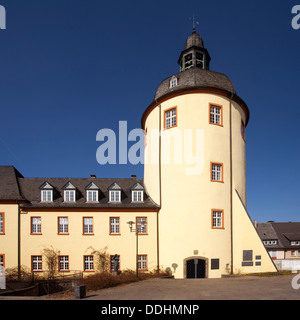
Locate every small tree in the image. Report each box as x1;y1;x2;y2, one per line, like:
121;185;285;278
87;246;110;273
41;246;60;279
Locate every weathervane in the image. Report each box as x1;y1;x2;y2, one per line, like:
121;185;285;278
189;15;199;30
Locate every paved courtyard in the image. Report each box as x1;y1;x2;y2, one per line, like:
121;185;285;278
0;274;299;300
80;274;300;300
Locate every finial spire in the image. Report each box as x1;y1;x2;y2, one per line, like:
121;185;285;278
190;15;199;32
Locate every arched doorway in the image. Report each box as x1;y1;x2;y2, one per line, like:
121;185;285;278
185;258;207;278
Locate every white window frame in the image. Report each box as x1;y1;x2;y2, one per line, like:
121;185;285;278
64;190;75;202
136;217;147;234
291;241;300;246
110;217;120;234
132;190;143;202
210;105;222;125
211;163;223;182
0;255;4;267
165;108;177;129
137;255;147;270
87;190;98;202
0;213;3;234
32;256;42;272
41;190;53;202
31;217;41;234
58;217;69;234
83;217;93;234
169;76;178;88
109;190;121;202
212;210;223;228
84;256;94;271
59;256;69;271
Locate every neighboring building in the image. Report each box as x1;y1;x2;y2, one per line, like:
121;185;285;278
0;166;159;276
256;222;300;271
0;29;278;279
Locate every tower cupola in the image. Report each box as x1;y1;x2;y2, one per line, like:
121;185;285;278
178;28;211;71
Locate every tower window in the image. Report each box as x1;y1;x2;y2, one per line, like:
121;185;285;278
211;162;223;182
209;104;223;126
170;76;178;88
164;107;177;129
212;210;224;229
184;53;193;69
196;52;204;69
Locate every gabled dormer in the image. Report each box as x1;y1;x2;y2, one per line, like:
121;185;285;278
85;182;99;202
108;182;121;202
131;182;144;202
62;182;76;202
39;182;53;202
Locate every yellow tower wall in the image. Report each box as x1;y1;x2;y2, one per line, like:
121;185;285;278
144;91;276;278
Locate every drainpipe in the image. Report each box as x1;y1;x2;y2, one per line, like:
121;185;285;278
229;93;234;275
17;200;21;281
157;103;162;273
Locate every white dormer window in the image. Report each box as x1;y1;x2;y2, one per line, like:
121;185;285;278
131;182;144;202
291;241;300;246
64;190;75;202
108;182;122;202
40;182;53;202
109;190;121;202
62;182;76;202
85;182;99;202
41;190;52;202
170;76;178;88
87;190;98;202
132;191;143;202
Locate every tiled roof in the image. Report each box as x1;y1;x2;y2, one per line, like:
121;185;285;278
0;166;23;200
256;222;300;250
154;67;236;101
0;166;159;209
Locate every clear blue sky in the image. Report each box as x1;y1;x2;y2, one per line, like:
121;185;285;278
0;0;299;222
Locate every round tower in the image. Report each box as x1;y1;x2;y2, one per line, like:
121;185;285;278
142;30;276;278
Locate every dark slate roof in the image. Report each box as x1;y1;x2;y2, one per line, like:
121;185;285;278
0;166;159;209
154;67;236;101
256;222;283;249
184;29;204;49
17;177;159;209
0;166;23;200
256;222;300;250
271;222;300;250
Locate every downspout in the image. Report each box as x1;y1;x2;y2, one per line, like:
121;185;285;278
229;93;234;275
157;103;162;273
17;200;21;281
